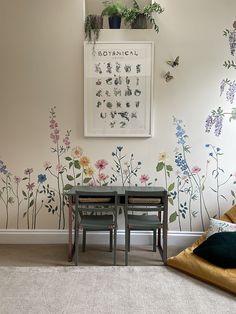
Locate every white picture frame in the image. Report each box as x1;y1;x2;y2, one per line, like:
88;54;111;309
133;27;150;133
84;41;154;137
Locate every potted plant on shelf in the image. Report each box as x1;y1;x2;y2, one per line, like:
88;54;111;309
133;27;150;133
84;14;103;45
101;1;125;29
122;0;164;33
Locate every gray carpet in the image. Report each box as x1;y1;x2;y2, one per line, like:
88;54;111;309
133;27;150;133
0;266;235;314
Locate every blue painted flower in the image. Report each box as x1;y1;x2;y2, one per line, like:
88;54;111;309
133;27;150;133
175;122;186;145
38;174;47;184
0;160;8;174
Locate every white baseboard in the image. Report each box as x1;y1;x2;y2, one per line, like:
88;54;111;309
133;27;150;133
0;229;203;248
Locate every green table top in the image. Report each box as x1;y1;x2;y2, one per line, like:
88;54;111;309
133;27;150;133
64;186;167;196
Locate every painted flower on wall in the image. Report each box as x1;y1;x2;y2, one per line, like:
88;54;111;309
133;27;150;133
139;174;150;185
71;146;83;159
95;159;108;170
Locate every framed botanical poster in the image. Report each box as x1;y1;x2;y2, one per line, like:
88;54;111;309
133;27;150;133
84;41;154;137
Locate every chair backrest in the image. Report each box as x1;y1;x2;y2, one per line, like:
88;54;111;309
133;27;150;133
124;190;167;218
75;190;118;218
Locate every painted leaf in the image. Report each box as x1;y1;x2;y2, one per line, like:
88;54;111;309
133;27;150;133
65;157;72;161
168;197;174;205
76;173;81;178
69;162;73;169
64;184;73;191
166;165;173;172
74;160;81;169
156;162;164;172
83;177;91;184
220;194;227;200
29;199;34;208
231;190;235;198
168;183;175;192
67;175;74;181
169;211;178;223
22;190;27;197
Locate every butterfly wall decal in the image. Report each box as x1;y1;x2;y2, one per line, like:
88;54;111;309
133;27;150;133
167;56;179;68
164;71;174;82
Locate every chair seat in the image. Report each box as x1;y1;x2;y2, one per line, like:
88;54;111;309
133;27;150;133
127;214;161;229
80;215;114;229
128;197;161;204
79;197;112;203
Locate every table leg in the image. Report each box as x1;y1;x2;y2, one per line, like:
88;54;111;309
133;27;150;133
68;195;73;262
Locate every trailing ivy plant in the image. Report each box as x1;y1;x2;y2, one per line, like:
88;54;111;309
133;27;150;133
84;14;103;45
122;0;164;33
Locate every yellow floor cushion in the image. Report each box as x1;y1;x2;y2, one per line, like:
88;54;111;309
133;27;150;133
167;205;236;294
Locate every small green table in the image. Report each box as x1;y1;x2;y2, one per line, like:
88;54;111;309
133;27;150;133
65;186;168;263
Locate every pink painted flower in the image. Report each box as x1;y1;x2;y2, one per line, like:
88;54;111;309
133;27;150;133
63;136;70;149
26;182;35;191
24;168;33;175
50;130;60;144
95;159;108;170
49;119;58;129
181;175;188;182
98;173;109;181
191;166;201;174
123;169;129;176
140;174;150;184
14;176;21;184
56;164;63;173
43;161;52;169
176;170;181;177
71;146;83;159
89;180;97;187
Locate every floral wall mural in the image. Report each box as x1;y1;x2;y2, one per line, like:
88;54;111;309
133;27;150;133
0;0;235;233
0;105;235;231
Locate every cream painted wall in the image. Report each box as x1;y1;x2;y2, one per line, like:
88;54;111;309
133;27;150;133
0;0;236;230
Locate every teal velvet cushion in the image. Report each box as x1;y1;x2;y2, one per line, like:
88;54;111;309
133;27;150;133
193;232;236;268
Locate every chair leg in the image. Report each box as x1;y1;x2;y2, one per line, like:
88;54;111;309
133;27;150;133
74;221;79;266
109;229;113;252
82;229;86;252
153;229;157;252
158;228;161;248
113;228;117;266
128;229;130;252
125;227;128;266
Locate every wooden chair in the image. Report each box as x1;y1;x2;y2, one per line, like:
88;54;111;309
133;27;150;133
74;190;118;266
124;190;168;266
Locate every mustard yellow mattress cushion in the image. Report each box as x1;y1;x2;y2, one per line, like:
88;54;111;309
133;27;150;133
167;205;236;294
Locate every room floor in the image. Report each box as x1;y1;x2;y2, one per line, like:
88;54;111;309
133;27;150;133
0;244;182;267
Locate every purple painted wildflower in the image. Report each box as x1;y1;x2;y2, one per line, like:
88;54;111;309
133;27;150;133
205;115;215;133
226;82;236;104
220;79;236;104
24;168;33;175
205;107;224;137
214;116;223;136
